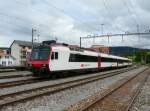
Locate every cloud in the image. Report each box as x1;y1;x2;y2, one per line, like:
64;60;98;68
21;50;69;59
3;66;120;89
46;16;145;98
0;0;150;49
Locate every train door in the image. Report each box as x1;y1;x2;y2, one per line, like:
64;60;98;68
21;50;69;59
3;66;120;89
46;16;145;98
98;55;101;70
50;51;59;70
117;59;118;67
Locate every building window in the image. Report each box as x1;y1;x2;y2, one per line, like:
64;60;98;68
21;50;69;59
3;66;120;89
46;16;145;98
8;61;12;65
20;61;26;66
21;55;26;59
26;52;31;60
2;61;6;66
23;46;25;49
5;56;9;59
22;51;26;55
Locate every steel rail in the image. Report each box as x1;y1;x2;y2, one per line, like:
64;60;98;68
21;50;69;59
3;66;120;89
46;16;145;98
0;78;44;88
0;73;31;79
125;70;149;111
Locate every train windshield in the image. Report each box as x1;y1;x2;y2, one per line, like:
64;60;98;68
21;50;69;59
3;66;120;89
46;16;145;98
31;47;50;60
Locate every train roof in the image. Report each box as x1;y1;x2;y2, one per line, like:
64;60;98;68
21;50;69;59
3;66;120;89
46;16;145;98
37;40;130;61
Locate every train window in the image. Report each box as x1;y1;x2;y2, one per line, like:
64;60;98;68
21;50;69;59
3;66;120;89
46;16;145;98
2;61;6;66
51;52;58;60
55;52;58;59
69;54;98;62
101;57;119;62
31;47;50;60
116;59;130;63
51;52;54;60
69;54;130;63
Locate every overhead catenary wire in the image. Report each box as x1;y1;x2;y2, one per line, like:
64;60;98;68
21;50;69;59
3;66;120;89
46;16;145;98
0;12;32;27
128;0;150;32
102;0;126;33
4;0;138;35
128;0;142;24
122;0;139;26
14;0;101;35
44;0;101;32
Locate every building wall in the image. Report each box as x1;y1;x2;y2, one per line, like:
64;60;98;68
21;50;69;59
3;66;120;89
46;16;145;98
0;55;16;66
11;43;32;66
91;45;109;54
11;43;21;66
20;46;31;66
0;50;5;57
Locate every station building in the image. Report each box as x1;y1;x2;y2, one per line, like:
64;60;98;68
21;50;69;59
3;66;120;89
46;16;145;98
91;45;109;54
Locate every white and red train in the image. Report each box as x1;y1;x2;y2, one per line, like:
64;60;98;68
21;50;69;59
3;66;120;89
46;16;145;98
29;41;132;77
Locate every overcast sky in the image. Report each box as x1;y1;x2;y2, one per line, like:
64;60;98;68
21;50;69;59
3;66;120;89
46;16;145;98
0;0;150;48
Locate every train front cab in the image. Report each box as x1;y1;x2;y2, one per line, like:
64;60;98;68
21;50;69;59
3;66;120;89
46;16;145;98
30;46;51;77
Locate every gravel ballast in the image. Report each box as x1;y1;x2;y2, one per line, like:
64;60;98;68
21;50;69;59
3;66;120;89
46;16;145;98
130;70;150;111
1;66;147;111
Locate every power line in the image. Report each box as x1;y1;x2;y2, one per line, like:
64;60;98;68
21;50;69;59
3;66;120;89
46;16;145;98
128;0;142;24
80;32;150;47
101;24;104;34
102;0;126;33
122;0;139;25
15;0;101;33
0;12;26;24
44;0;100;32
137;24;140;41
0;13;30;28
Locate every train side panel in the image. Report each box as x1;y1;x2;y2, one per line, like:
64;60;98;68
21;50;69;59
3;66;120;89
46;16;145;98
49;46;99;71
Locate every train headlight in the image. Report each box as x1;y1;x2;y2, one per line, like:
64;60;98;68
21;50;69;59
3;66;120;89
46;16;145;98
29;64;32;67
42;64;46;67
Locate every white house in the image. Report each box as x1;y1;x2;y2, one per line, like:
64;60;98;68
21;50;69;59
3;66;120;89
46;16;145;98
10;40;40;66
0;55;16;66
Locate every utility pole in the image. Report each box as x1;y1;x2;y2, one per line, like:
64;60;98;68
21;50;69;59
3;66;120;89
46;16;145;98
101;24;104;35
137;24;140;40
80;37;81;48
37;34;40;42
32;28;36;49
93;34;98;45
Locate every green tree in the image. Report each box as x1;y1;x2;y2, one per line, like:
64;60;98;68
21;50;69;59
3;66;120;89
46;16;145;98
134;50;149;64
147;52;150;63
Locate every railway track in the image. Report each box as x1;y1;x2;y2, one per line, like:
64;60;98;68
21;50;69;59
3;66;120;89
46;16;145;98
0;69;16;73
0;67;134;88
0;77;45;88
65;67;150;111
0;66;140;107
0;72;32;79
